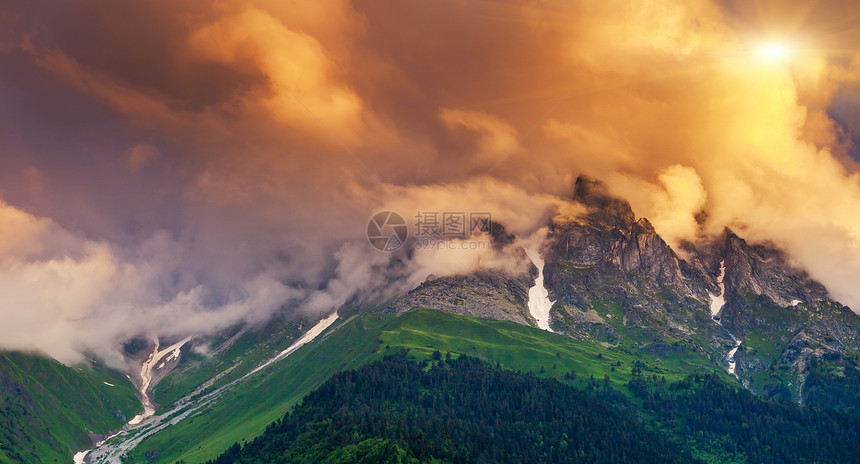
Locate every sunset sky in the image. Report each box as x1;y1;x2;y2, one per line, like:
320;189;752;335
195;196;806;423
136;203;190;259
4;0;860;364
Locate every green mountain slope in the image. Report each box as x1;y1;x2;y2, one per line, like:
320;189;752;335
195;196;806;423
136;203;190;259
126;314;392;463
0;351;138;463
122;308;732;463
150;310;318;409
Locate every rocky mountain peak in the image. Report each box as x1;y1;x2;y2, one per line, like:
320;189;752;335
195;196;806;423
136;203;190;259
486;220;517;250
572;176;635;230
634;217;657;235
546;177;690;294
716;228;828;308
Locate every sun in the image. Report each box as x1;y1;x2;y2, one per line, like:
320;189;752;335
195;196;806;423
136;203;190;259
753;41;794;61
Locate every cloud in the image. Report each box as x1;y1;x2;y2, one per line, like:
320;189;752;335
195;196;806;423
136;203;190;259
184;7;366;141
0;201;306;366
302;241;395;314
5;0;860;363
0;200;51;261
439;108;519;168
608;166;707;250
124;144;159;171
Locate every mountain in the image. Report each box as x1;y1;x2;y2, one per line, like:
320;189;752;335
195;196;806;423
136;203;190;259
8;176;860;463
385;175;860;411
559;176;860;409
0;352;138;463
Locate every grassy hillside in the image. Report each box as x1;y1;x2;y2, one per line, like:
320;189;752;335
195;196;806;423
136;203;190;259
0;351;139;463
129;308;734;463
129;314;393;463
151;310;317;408
377;307;736;389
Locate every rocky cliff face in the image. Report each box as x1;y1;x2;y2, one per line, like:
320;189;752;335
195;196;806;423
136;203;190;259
541;176;733;363
545;176;706;295
383;270;535;325
382;221;536;326
712;230;860;403
382;175;860;410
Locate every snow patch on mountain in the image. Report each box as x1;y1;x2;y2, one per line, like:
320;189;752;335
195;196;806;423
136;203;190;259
73;451;88;464
709;260;726;319
524;248;554;332
727;339;742;376
247;312;339;377
128;336;191;426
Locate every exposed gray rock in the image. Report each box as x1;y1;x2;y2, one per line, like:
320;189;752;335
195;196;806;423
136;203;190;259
382;270;535;326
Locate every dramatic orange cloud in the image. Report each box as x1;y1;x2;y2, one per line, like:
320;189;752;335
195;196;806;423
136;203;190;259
4;0;860;361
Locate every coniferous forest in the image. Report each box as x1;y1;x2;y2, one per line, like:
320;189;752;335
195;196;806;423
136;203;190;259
203;352;860;464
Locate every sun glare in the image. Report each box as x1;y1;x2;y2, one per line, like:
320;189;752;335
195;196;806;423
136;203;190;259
754;41;793;61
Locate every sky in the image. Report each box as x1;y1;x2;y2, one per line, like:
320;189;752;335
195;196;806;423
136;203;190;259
4;0;860;365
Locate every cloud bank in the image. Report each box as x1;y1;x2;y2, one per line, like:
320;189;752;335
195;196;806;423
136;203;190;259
3;0;860;363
